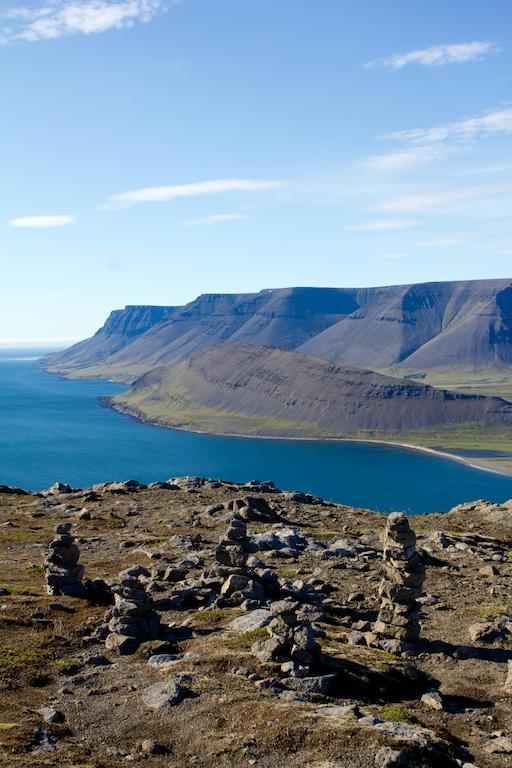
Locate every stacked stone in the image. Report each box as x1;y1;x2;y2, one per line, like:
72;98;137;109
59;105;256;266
214;516;266;606
368;512;425;654
44;523;85;597
251;599;321;677
103;570;161;655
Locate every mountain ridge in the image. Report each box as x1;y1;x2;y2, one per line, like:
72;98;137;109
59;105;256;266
44;279;512;385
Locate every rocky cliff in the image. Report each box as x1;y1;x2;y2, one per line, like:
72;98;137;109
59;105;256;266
44;279;512;383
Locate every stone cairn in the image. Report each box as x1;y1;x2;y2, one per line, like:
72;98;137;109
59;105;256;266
44;523;85;597
367;512;425;654
252;598;321;677
214;515;263;605
102;569;161;655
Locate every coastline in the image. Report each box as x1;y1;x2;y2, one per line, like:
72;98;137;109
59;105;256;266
107;399;512;478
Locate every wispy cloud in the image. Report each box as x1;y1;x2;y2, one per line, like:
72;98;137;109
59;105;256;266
0;1;165;44
363;145;449;171
109;178;284;206
374;184;504;214
188;213;247;226
366;41;499;70
350;219;420;231
8;214;75;228
362;106;512;171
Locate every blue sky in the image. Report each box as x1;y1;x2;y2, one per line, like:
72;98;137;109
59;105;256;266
1;0;511;343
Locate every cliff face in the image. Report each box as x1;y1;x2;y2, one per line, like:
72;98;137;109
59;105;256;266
43;305;178;369
45;279;512;380
114;342;512;435
300;279;512;370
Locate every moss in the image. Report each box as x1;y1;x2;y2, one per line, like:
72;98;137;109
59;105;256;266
0;723;18;730
376;705;419;724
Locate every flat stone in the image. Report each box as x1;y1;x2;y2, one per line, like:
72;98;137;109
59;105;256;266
142;679;191;709
228;609;271;632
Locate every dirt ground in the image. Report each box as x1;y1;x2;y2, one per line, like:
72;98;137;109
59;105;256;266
0;479;510;768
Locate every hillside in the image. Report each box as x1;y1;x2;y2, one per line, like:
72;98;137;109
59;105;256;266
111;342;512;437
44;280;512;397
1;479;511;768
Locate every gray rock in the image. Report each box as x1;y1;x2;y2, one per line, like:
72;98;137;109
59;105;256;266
421;691;444;710
142;679;191;709
228;609;271;632
374;747;412;767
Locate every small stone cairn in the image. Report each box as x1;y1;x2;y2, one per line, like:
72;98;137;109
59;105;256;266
252;598;321;677
103;569;161;655
44;523;85;597
367;512;425;654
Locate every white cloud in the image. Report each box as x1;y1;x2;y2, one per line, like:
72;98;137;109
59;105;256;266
363;144;449;171
362;107;512;172
374;184;503;214
9;214;75;228
366;41;499;70
109;178;284;205
350;219;420;231
189;213;247;225
385;107;512;145
0;1;165;43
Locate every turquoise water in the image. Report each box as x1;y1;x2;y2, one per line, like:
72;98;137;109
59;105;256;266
1;349;512;514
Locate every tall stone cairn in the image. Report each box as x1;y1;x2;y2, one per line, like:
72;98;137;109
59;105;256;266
44;523;85;597
368;512;425;654
103;571;161;655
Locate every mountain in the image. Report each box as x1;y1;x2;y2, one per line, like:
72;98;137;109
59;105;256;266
111;342;512;437
44;279;512;385
44;305;177;370
299;279;512;371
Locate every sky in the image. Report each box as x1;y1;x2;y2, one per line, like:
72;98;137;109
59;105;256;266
1;0;511;344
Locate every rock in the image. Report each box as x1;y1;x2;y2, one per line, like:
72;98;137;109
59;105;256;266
484;736;512;754
140;739;168;755
147;654;182;669
421;691;444;710
105;633;139;655
504;660;512;694
38;706;65;724
374;747;411;767
468;617;512;643
479;564;499;577
228;609;271;632
142;679;191;709
281;674;337;695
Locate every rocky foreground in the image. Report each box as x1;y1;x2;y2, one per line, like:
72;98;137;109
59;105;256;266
0;479;511;768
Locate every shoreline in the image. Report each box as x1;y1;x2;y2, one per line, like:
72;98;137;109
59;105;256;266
107;399;512;478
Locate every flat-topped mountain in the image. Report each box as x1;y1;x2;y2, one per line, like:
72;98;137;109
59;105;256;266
43;304;177;370
44;279;512;386
111;342;512;437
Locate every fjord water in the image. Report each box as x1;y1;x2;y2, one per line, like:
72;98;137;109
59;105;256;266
1;349;512;514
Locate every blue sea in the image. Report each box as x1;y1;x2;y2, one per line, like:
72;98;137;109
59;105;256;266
1;348;512;514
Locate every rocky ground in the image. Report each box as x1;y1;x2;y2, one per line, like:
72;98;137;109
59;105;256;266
0;477;511;768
